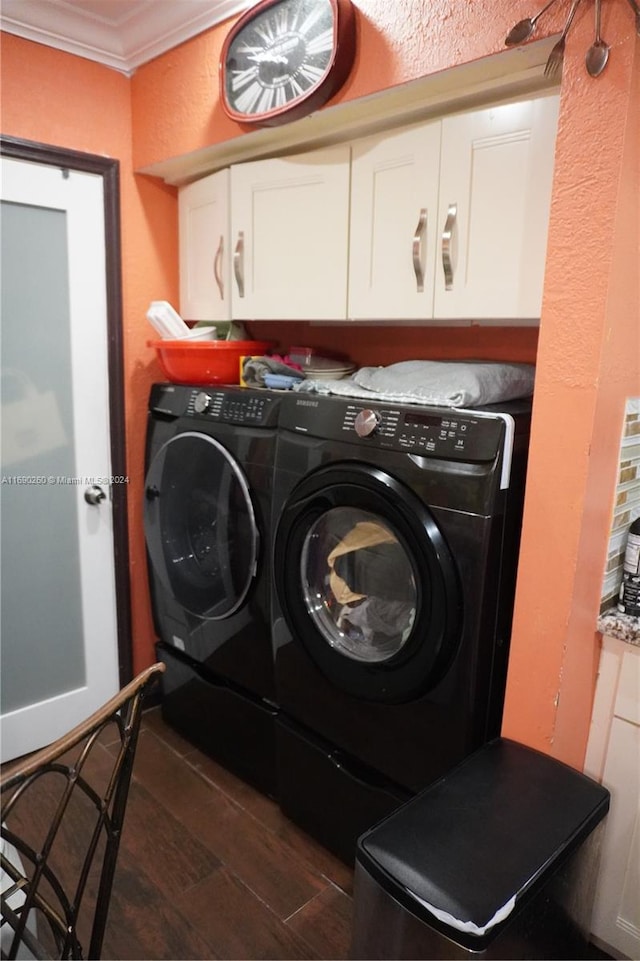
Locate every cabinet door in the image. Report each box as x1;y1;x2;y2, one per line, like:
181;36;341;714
592;717;640;959
348;122;443;322
179;169;230;322
433;95;560;322
587;644;640;960
230;144;350;321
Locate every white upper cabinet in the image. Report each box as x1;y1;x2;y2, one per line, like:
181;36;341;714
229;144;351;321
433;95;560;322
348;122;442;322
177;93;559;324
179;168;231;322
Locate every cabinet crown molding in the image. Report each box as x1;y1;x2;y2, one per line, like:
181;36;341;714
140;37;558;186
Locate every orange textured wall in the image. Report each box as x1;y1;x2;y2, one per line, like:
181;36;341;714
2;0;638;771
130;0;600;168
0;33;176;668
502;20;640;758
130;0;639;769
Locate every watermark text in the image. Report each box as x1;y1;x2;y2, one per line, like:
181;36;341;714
1;475;129;486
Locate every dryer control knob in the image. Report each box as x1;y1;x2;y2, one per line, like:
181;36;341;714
355;409;380;438
194;391;211;414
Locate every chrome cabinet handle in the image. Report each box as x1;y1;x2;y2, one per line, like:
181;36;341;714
233;231;244;298
442;203;458;291
412;208;427;293
213;235;224;299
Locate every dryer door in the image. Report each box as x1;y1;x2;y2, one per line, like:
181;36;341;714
274;462;462;702
144;431;258;619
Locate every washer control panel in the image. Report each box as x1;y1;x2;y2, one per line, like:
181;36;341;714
341;404;503;460
353;404;504;460
283;396;506;462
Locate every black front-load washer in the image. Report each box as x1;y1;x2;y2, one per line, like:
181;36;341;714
144;382;280;795
271;391;532;861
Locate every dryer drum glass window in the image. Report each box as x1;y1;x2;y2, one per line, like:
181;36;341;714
301;507;417;663
144;433;258;619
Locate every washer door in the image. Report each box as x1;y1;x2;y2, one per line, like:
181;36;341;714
274;462;462;703
144;431;258;619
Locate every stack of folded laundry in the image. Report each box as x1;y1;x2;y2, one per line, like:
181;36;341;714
242;354;305;389
242;347;356;390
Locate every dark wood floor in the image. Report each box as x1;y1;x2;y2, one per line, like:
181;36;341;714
101;706;354;960
4;706;615;961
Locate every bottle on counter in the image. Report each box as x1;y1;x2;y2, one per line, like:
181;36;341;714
618;516;640;616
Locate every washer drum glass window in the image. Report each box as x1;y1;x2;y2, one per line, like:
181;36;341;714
302;507;417;663
144;432;258;619
274;463;462;703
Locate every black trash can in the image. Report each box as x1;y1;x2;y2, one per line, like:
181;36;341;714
350;738;609;960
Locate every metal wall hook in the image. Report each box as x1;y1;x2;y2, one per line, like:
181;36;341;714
508;0;640;76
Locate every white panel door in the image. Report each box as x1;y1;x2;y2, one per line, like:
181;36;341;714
179;168;231;322
348;121;443;321
230;144;351;320
433;94;560;322
1;157;119;761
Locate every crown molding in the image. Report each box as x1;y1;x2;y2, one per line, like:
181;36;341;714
0;0;252;75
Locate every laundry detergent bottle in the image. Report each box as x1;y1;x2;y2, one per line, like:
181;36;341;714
618;516;640;616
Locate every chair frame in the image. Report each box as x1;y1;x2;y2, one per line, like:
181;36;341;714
1;662;165;960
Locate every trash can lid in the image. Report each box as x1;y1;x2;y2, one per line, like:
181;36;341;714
357;738;609;948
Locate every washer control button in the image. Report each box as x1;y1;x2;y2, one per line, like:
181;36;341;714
354;409;380;438
193;391;211;414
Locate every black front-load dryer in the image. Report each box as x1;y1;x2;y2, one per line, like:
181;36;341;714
144;382;279;795
271;392;532;861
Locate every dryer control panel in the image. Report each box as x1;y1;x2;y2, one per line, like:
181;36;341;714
187;389;276;425
149;383;279;427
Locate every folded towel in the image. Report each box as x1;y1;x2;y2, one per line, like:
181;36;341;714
243;356;305;388
263;373;301;390
295;360;535;408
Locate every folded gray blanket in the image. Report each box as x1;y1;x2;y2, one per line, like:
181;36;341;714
296;360;535;408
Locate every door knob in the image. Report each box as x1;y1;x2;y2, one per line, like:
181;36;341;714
84;484;106;506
